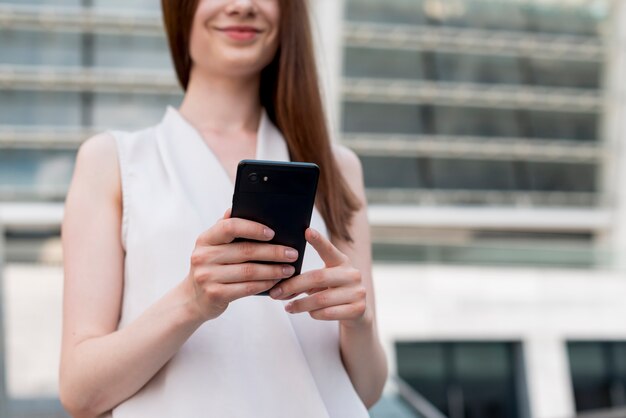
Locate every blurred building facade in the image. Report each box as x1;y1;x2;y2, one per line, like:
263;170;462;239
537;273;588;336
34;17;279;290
1;1;625;418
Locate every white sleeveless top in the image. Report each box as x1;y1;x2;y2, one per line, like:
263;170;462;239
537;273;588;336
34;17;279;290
107;106;370;418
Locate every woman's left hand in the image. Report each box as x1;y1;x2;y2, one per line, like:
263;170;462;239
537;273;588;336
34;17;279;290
269;227;371;329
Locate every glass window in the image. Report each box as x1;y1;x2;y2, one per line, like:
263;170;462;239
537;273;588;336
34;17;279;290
527;3;607;36
430;159;515;191
93;33;172;71
342;102;422;135
341;50;601;90
568;342;626;412
92;0;161;12
360;156;423;189
0;149;76;201
528;59;601;90
615;344;626;377
396;341;523;418
346;48;599;89
433;54;523;85
526;111;598;141
432;1;529;32
0;91;82;126
396;342;448;409
0;0;161;11
527;162;597;193
345;0;426;25
92;92;182;130
0;0;81;6
430;54;599;90
343;103;598;141
345;0;607;36
343;47;422;80
455;343;511;378
454;343;520;418
0;29;82;67
360;156;597;194
432;107;524;138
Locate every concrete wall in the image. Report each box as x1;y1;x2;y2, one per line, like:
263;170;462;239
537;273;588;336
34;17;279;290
603;0;626;272
373;264;626;418
309;0;345;140
4;262;626;418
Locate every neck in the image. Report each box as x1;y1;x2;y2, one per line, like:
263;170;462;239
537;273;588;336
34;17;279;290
178;69;262;135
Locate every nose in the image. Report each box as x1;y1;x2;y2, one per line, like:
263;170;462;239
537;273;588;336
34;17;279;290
224;0;258;17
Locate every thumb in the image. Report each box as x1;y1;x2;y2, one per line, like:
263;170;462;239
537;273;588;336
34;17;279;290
223;207;232;219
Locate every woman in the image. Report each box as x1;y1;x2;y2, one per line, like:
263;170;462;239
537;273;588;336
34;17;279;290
59;0;387;417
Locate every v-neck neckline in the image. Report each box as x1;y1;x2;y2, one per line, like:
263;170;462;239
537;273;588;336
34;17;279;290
164;105;267;189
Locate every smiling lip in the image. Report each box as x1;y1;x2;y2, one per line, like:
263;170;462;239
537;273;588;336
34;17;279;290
216;26;263;41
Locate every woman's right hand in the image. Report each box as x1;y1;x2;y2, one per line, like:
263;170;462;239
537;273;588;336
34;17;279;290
185;208;298;322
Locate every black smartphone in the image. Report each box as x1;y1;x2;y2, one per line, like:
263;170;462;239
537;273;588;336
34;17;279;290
230;159;320;296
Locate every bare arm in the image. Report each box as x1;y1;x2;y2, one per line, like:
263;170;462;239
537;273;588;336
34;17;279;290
59;134;296;417
59;133;206;417
267;144;388;407
332;144;388;408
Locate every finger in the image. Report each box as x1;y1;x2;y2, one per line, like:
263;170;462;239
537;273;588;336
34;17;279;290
281;290;318;300
223;207;232;219
199;217;275;245
202;262;295;284
220;279;282;302
305;228;347;267
215;242;298;264
269;266;354;300
308;303;366;322
285;287;358;314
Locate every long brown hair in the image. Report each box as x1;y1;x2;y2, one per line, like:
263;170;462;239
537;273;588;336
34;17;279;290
161;0;361;242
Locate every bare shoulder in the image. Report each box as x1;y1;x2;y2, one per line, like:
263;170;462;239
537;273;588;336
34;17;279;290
78;131;118;159
72;132;121;202
62;132;123;246
76;132;119;175
331;143;362;173
331;143;365;199
61;131;126;351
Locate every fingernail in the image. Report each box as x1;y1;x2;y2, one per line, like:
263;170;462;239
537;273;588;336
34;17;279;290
264;228;275;238
310;228;319;239
270;287;283;298
283;266;295;276
285;302;293;313
285;249;298;259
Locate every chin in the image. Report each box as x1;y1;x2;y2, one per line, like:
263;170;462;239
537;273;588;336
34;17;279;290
218;53;273;76
192;38;276;76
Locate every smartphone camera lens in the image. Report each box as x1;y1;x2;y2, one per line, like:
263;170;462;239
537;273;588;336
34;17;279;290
248;173;259;183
